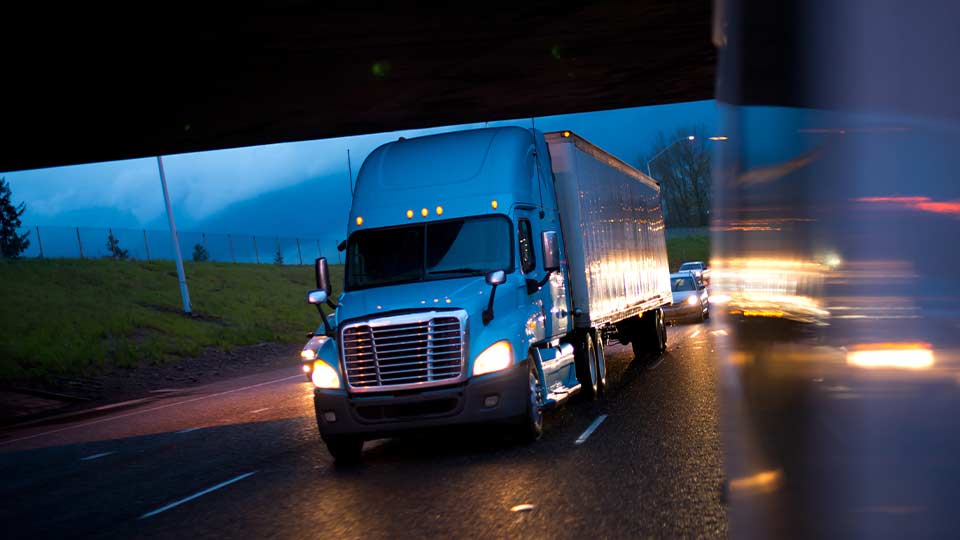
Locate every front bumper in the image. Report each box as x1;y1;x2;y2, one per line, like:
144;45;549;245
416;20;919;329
664;302;704;320
314;359;529;440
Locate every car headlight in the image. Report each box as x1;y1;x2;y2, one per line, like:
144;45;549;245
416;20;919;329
311;360;341;389
473;340;513;376
687;295;699;306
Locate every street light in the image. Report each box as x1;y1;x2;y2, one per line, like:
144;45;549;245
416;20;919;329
646;135;695;177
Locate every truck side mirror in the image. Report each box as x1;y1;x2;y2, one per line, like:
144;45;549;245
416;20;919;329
307;290;328;305
485;270;506;285
541;231;560;272
482;270;506;325
314;257;332;296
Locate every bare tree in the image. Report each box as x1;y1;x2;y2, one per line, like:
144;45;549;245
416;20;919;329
642;126;712;227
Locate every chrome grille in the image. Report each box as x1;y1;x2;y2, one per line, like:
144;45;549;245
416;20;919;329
341;311;466;391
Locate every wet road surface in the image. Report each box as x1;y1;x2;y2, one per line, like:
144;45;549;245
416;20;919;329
0;323;725;539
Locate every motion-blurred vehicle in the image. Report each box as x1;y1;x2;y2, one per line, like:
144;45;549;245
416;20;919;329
299;127;672;462
678;261;709;285
664;271;708;323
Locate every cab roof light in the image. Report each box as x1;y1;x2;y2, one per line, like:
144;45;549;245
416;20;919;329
421;208;428;217
355;216;363;226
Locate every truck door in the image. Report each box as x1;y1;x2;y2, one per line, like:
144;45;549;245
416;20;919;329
517;210;569;342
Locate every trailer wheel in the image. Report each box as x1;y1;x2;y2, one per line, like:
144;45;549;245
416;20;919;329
656;308;668;353
322;435;364;464
515;360;544;442
632;309;666;360
595;333;607;397
576;331;599;400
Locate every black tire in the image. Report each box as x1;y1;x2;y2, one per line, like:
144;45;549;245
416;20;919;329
322;435;364;464
575;331;599;400
515;360;544;442
595;333;607;398
697;303;705;322
657;308;668;353
632;309;667;360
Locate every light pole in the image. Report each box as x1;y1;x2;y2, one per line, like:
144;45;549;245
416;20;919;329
646;135;695;177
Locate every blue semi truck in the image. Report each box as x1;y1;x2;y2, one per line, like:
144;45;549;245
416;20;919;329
300;127;671;461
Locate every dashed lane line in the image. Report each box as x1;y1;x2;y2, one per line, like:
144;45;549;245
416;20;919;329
139;471;258;519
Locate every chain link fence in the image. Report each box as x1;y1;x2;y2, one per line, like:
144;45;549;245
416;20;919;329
15;225;343;265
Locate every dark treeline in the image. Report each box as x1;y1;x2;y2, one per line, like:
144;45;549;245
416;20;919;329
641;126;712;228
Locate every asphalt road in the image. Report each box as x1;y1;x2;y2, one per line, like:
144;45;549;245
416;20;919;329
0;323;725;539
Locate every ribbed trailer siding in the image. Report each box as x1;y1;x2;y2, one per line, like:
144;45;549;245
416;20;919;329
545;132;672;328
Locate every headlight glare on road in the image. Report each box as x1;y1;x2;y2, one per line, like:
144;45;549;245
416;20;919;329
473;340;513;376
311;360;341;389
687;295;699;306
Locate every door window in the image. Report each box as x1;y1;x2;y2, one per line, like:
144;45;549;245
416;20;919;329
518;218;536;274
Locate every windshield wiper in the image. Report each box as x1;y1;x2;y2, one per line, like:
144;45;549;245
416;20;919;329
427;268;488;275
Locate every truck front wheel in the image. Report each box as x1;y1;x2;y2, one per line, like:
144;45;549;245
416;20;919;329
322;435;364;464
515;360;544;442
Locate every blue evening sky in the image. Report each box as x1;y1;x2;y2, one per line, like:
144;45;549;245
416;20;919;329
2;100;719;243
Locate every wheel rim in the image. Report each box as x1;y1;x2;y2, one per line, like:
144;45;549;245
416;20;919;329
596;339;606;386
587;337;598;391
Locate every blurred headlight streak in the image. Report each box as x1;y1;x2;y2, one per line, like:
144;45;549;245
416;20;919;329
729;469;783;496
712;257;830;323
846;343;934;370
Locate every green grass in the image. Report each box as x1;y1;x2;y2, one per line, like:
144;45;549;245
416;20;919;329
666;235;710;272
0;259;342;382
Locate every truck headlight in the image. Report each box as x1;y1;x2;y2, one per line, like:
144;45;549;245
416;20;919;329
311;360;341;389
473;340;513;376
300;349;317;361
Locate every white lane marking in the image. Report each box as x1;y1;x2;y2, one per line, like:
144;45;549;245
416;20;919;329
249;407;270;414
94;398;151;411
80;451;115;461
176;427;200;434
575;414;608;445
690;329;702;338
139;471;258;519
0;374;303;446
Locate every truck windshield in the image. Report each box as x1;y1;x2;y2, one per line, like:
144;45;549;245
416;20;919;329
346;216;512;290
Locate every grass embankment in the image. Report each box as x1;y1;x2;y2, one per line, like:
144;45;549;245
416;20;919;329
0;259;342;382
666;235;710;272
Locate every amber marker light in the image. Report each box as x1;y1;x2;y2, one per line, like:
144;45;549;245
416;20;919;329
562;131;571;138
406;209;414;219
421;208;428;217
355;216;363;226
491;200;499;209
436;206;444;216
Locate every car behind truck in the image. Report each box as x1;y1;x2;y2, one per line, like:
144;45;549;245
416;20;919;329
300;127;671;461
